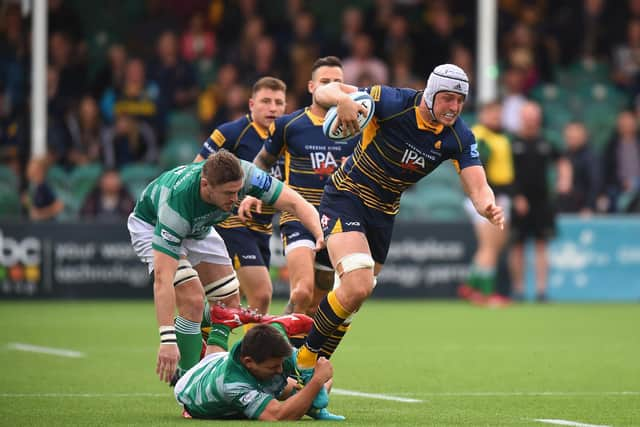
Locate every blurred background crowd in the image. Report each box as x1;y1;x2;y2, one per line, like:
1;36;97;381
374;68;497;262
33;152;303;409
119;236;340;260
1;0;640;222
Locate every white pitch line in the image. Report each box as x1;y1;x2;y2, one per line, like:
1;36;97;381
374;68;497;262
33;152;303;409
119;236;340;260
534;418;611;427
332;388;423;403
0;393;167;398
7;343;85;358
414;391;640;397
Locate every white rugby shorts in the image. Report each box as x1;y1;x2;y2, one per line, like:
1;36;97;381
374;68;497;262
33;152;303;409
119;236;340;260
127;213;231;273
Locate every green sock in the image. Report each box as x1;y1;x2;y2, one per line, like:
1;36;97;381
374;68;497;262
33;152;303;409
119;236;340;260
206;324;232;350
175;316;203;372
467;267;481;290
476;267;495;295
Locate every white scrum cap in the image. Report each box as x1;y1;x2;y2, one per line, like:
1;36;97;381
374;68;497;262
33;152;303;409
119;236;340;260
423;64;469;113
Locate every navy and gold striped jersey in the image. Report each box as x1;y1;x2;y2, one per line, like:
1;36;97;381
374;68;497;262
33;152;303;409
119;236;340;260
264;107;358;224
199;114;283;234
328;85;482;215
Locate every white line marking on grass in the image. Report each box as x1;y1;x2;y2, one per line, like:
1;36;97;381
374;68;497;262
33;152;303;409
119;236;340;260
413;391;640;397
533;419;611;427
332;388;423;403
0;393;168;398
7;343;85;358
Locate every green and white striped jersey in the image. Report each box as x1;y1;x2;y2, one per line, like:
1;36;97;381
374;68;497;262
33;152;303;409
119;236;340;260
132;160;283;259
174;341;297;419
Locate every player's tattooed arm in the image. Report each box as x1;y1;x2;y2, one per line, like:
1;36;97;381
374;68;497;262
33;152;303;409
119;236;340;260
254;147;278;171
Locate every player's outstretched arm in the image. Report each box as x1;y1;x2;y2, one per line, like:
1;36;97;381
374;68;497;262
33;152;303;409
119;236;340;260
314;82;358;108
460;165;505;229
258;357;333;421
272;185;325;251
153;251;181;383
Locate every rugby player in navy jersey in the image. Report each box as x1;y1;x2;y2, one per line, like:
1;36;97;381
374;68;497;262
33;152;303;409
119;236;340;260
294;64;505;370
253;57;358;357
194;77;286;316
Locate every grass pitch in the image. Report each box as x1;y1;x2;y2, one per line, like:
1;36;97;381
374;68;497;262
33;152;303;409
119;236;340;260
0;300;638;426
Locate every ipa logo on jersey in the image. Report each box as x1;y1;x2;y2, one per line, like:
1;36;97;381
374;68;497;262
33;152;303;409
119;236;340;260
401;149;427;170
310;151;338;176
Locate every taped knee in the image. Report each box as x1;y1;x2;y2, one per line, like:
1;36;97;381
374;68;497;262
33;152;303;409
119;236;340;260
174;259;199;287
333;266;377;291
204;273;240;301
336;253;374;277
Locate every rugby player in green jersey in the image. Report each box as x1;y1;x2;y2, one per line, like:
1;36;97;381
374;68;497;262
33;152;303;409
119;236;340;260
175;305;344;421
127;150;324;384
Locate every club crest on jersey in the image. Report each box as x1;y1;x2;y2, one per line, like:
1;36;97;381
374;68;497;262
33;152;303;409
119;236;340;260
310;151;338;176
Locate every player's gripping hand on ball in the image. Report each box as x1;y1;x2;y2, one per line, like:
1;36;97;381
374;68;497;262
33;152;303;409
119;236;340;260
335;93;368;136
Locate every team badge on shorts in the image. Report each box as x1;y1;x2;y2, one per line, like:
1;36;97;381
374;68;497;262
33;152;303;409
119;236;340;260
320;214;331;230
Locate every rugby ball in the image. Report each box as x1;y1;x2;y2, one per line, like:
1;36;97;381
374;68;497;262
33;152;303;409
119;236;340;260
322;91;375;141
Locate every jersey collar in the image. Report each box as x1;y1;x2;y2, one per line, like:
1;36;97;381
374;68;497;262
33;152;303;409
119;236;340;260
305;107;325;126
249;114;270;139
414;107;444;134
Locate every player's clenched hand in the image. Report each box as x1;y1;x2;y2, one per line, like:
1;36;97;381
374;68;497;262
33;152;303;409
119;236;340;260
335;95;362;136
484;203;505;230
238;196;262;222
157;343;180;383
313;357;333;384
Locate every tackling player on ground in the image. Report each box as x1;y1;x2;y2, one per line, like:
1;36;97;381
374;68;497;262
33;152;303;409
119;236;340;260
175;304;344;421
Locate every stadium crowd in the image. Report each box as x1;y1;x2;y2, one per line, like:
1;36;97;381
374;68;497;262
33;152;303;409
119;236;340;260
1;0;640;221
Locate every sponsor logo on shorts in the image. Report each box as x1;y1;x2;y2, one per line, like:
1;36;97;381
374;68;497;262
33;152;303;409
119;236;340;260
320;214;330;228
241;255;257;260
345;221;361;226
287;232;300;239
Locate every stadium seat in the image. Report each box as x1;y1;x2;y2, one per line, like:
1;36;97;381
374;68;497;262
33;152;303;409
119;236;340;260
160;138;201;170
120;163;161;198
46;163;102;221
566;59;610;87
167;111;201;140
425;161;460;187
530;83;571;107
582;103;618;152
195;58;218;90
0;165;19;191
70;163;103;200
0;187;22;219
